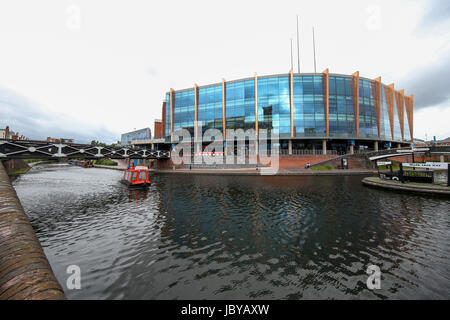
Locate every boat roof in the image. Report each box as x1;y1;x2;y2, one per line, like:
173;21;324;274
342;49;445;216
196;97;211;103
133;166;148;171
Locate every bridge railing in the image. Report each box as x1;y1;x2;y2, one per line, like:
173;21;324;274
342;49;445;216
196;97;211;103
0;139;170;160
366;147;436;161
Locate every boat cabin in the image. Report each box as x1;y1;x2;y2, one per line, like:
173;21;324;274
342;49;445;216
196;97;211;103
121;166;151;187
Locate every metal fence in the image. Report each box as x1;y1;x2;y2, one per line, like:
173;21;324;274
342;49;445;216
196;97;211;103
379;169;434;184
277;149;339;156
353;149;376;155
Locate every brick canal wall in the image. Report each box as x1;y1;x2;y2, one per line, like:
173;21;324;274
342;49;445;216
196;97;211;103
2;159;29;175
274;155;337;168
0;161;65;300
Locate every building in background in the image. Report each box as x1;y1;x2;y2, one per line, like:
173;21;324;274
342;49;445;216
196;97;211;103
414;137;450;147
158;69;414;154
120;128;152;145
0;127;8;139
154;119;163;138
1;126;29;141
436;137;450;146
46;137;74;143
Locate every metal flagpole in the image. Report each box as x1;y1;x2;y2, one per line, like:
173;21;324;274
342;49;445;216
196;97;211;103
312;27;317;73
296;15;300;73
290;38;293;70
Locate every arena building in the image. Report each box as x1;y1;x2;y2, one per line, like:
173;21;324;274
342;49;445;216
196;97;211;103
158;69;414;155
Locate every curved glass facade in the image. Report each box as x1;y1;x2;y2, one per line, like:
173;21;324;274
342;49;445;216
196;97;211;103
226;79;255;131
329;76;354;138
258;76;290;137
380;87;391;141
393;102;402;141
164;72;413;145
404;115;411;141
358;79;378;139
199;85;223;135
165;93;171;138
173;90;195;136
293;75;325;137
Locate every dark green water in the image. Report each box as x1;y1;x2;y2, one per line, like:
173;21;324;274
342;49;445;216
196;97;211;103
12;163;450;299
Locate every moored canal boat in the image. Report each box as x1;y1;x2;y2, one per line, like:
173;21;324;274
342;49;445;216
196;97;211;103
68;160;93;167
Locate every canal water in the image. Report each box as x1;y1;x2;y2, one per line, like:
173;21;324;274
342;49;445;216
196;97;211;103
12;163;450;299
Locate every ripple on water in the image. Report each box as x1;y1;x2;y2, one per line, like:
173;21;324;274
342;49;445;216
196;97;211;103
12;164;450;299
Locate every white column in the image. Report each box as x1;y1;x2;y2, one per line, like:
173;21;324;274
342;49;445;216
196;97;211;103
288;140;292;155
374;141;379;151
322;140;327;155
349;145;354;155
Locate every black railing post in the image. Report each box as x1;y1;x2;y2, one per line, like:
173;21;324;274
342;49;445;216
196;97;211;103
399;162;405;183
448;164;450;187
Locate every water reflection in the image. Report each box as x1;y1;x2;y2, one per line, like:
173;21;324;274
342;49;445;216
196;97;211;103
128;188;149;202
12;164;450;300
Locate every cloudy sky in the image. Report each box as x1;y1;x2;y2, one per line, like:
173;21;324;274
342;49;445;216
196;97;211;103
0;0;449;143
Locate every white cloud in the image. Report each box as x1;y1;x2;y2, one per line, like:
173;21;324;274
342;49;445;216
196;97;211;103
414;105;450;141
0;0;448;141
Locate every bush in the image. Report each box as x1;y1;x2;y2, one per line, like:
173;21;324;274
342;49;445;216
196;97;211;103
311;165;334;171
95;159;118;166
378;164;400;170
8;167;30;176
24;159;45;163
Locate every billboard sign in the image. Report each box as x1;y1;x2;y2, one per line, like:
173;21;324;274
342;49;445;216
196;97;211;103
402;162;449;170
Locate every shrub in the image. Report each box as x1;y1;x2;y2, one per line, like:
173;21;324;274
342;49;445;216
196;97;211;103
96;159;118;166
311;165;334;171
24;159;45;163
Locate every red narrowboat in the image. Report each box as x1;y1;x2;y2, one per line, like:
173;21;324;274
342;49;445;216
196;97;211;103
121;166;151;187
70;160;93;168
